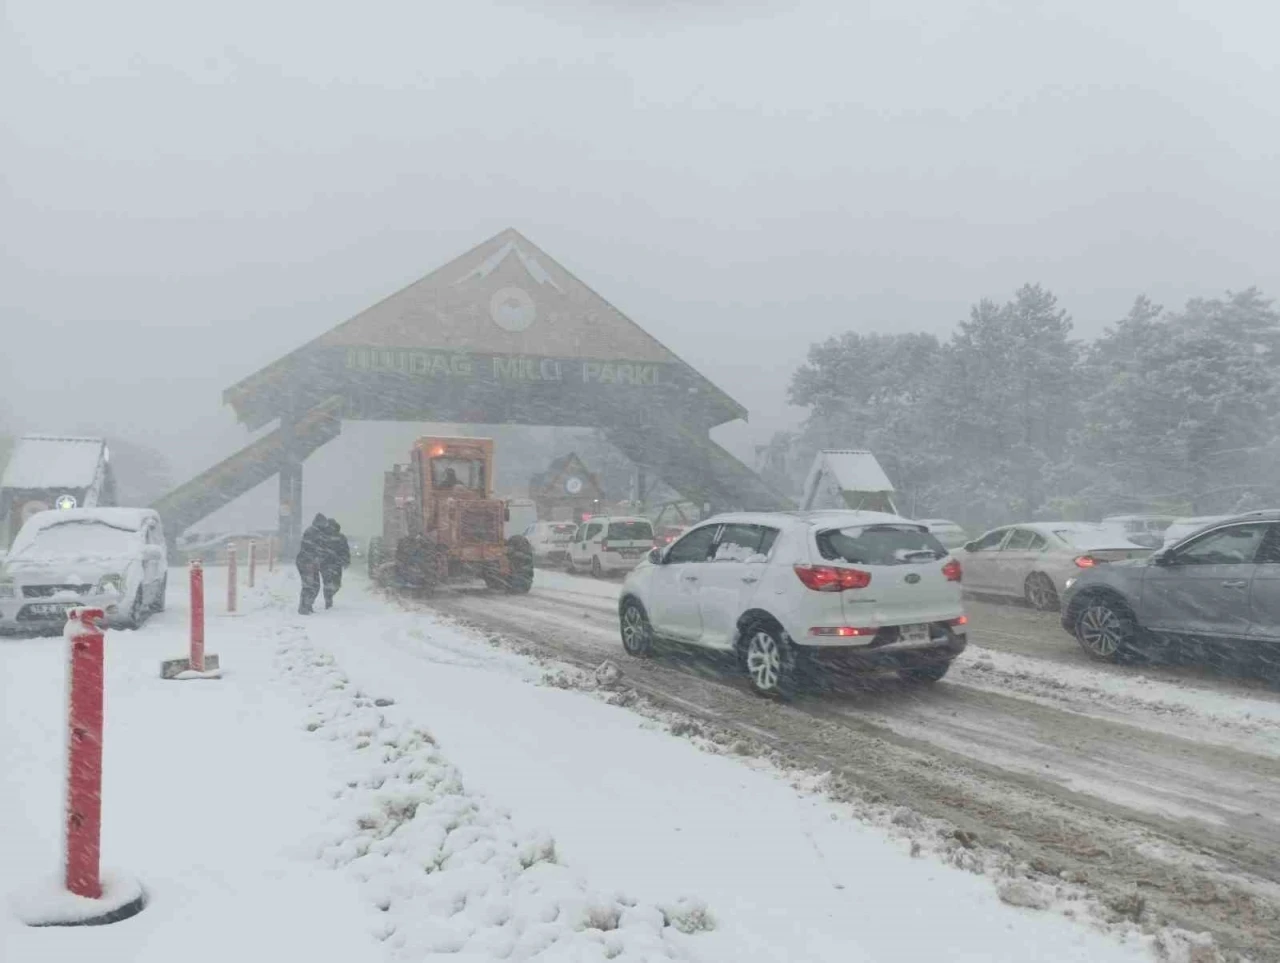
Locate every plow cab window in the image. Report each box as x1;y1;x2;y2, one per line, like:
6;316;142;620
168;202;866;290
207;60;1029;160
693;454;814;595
431;457;485;492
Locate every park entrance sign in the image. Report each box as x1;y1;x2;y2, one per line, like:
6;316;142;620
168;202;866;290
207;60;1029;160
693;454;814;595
153;228;789;548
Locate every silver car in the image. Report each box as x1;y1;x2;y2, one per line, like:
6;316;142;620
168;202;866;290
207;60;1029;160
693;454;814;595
961;522;1152;611
1061;510;1280;666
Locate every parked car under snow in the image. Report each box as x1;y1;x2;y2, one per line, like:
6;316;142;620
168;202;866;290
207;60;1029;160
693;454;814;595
0;508;168;634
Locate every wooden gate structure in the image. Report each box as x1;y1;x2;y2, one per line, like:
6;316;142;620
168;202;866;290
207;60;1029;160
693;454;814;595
152;229;790;550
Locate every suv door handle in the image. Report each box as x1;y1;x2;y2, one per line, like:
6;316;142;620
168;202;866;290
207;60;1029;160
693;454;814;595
741;575;759;584
682;574;699;582
1221;579;1248;589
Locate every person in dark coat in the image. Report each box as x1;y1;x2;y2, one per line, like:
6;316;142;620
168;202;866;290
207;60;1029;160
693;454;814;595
296;513;329;615
319;517;351;609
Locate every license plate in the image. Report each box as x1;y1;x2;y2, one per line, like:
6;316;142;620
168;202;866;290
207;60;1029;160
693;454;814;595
28;602;73;617
620;550;640;558
899;624;930;644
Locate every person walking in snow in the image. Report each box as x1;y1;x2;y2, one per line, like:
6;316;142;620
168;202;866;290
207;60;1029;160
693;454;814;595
296;513;330;615
319;517;351;609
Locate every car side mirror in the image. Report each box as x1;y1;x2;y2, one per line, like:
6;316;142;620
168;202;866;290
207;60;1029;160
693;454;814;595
963;541;977;552
1152;549;1175;566
648;548;663;565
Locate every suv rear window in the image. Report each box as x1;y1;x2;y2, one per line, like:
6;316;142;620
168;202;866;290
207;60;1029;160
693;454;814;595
816;524;948;566
607;521;653;540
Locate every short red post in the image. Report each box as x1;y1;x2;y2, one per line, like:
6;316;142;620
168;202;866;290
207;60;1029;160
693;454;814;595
248;541;257;588
226;542;238;613
65;608;106;900
190;560;205;673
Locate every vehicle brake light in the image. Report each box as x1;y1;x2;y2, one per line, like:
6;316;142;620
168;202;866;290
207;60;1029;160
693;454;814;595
1074;555;1098;569
949;615;968;626
794;564;872;591
942;558;962;582
809;626;877;637
600;540;610;552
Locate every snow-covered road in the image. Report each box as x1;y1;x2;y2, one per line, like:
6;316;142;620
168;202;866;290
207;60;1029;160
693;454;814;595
424;568;1280;961
2;566;1181;962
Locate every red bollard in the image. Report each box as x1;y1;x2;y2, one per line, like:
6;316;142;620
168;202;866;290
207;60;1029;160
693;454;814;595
65;608;106;900
190;560;205;673
248;541;257;589
159;560;219;681
227;542;238;613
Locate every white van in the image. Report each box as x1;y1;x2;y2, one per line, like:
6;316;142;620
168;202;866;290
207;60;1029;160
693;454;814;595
504;498;538;540
567;515;655;577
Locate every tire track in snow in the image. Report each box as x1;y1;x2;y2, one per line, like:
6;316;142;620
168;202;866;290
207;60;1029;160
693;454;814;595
409;582;1280;959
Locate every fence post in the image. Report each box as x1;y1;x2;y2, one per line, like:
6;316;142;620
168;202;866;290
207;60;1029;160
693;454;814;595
268;537;275;573
190;560;205;672
65;608;106;900
248;541;257;589
226;542;237;613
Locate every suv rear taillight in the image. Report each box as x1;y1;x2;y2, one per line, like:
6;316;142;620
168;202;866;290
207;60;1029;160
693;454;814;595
793;564;872;592
942;558;962;582
600;540;610;552
1074;555;1098;569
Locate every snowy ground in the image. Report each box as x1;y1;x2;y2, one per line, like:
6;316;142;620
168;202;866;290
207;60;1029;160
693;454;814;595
426;568;1280;961
1;566;1164;962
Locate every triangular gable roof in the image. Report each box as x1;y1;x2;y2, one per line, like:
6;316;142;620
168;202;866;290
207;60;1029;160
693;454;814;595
801;449;895;509
529;452;603;499
1;436;107;491
225;228;744;425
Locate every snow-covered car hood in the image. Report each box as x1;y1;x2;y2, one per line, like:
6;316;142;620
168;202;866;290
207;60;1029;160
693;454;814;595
2;554;133;584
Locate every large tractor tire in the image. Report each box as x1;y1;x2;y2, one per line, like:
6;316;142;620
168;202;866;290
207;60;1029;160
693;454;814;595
503;535;535;594
395;534;440;593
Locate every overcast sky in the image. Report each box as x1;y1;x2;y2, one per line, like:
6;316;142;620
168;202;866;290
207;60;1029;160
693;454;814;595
2;0;1278;530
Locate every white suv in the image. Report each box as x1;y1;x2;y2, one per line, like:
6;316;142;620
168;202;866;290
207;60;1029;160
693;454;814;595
617;511;966;696
567;516;655;577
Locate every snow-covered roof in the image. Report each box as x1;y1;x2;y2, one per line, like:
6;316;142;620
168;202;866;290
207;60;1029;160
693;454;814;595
803;450;895;494
702;509;917;529
1;436;107;490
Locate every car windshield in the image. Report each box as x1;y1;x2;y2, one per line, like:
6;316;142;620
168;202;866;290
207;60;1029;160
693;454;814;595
12;521;136;562
816;524;948;566
607;521;652;540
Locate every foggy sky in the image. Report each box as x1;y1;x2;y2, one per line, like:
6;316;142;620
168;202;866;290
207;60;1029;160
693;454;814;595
2;0;1278;533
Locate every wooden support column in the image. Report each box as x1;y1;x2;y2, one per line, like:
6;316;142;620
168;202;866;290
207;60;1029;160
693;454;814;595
278;411;303;558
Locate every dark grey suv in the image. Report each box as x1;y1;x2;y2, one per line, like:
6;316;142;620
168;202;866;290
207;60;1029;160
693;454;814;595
1060;510;1280;669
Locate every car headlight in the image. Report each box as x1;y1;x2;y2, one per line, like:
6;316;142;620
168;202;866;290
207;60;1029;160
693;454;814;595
95;574;125;595
0;579;15;599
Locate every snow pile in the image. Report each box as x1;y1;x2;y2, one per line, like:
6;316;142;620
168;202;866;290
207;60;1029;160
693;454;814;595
11;873;145;927
959;646;1280;751
275;630;704;961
